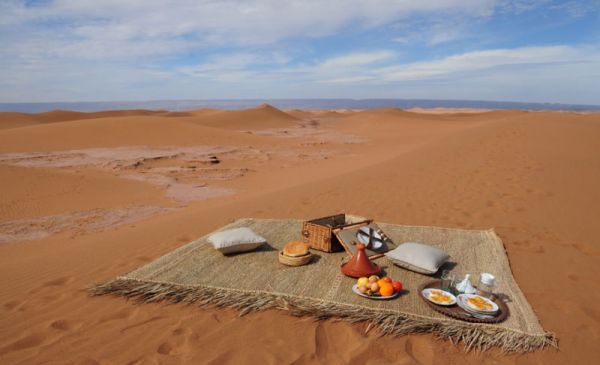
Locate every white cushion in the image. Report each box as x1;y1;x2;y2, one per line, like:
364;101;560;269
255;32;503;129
207;227;266;255
384;242;449;274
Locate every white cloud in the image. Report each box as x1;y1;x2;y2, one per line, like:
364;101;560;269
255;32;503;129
318;51;396;69
549;0;600;17
177;52;291;82
173;50;396;84
274;45;598;104
497;0;599;17
0;0;501;87
1;1;497;51
300;46;600;96
174;45;600;103
375;46;600;81
496;0;552;14
0;1;595;63
0;1;599;104
1;45;599;104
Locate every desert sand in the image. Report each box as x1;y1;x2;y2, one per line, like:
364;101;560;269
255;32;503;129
0;105;599;364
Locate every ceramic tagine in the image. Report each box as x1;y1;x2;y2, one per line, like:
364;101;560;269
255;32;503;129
341;243;381;278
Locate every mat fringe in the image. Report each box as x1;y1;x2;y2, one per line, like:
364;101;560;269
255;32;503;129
90;278;557;353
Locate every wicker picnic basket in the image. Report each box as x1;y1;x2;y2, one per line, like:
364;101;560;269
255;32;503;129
301;213;372;252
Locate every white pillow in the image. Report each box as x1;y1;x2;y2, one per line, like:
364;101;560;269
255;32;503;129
207;227;266;255
385;242;449;274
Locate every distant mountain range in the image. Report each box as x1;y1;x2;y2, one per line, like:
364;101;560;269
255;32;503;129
1;99;599;113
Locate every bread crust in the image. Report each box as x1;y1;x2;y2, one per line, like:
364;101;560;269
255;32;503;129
283;241;310;257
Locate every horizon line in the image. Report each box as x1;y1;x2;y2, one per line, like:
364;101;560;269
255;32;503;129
1;97;599;107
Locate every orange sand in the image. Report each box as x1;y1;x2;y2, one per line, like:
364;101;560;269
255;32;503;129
0;105;599;364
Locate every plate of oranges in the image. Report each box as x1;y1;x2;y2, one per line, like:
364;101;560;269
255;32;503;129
352;275;403;300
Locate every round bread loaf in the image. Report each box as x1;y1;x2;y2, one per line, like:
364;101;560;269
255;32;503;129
283;241;310;257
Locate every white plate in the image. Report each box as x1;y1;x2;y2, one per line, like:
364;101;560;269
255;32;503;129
456;297;497;319
457;296;487;313
352;284;400;300
457;294;498;313
421;288;457;306
457;302;497;319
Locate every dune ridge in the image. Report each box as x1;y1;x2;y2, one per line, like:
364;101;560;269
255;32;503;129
188;103;300;130
0;109;172;130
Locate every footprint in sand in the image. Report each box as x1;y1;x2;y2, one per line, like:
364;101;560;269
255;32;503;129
3;300;22;311
581;306;600;323
314;322;329;360
120;316;164;334
42;276;75;287
567;274;579;282
77;358;101;365
157;342;173;355
172;327;186;335
29;276;75;294
403;337;436;364
134;255;153;262
50;319;73;331
0;333;46;355
177;235;192;243
205;352;235;364
42;293;65;303
100;307;138;322
511;240;544;254
403;338;417;362
571;243;600;257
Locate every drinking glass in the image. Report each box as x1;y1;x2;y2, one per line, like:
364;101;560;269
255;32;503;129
440;270;456;293
477;273;496;299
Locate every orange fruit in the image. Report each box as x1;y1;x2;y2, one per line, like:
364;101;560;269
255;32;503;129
377;278;388;288
380;283;394;296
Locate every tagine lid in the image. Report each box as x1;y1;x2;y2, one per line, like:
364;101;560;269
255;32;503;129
341;243;381;278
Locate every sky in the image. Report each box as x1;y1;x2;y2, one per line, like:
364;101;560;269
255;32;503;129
0;0;599;104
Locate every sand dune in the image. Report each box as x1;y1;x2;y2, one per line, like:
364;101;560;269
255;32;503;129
35;109;166;122
189;103;300;130
0;112;41;129
189;108;226;115
286;109;346;120
0;107;599;364
347;107;463;123
0;115;275;152
351;107;526;122
408;107;494;114
0;109;170;130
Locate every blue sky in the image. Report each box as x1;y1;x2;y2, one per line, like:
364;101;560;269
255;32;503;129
1;0;599;104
